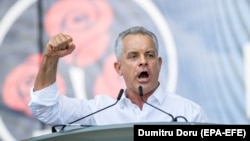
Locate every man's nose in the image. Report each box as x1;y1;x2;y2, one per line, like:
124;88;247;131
139;55;147;66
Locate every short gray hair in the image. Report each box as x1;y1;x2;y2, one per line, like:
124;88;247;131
114;26;159;60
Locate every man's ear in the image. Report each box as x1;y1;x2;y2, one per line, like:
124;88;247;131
114;61;122;76
158;56;162;65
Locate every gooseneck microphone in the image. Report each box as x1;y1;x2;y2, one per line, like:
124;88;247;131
138;86;188;122
51;89;124;133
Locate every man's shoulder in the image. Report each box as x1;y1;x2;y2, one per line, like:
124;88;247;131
166;93;201;108
92;94;117;103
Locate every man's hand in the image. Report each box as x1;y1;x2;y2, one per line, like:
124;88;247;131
45;33;75;58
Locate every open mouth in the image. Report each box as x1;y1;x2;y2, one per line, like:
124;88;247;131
138;71;150;82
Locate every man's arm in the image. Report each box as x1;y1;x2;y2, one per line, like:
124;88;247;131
33;33;75;91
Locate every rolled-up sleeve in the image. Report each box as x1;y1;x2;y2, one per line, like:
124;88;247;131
28;82;64;124
29;82;59;106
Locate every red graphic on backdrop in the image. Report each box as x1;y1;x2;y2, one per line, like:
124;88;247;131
94;54;125;98
44;0;113;67
2;54;66;117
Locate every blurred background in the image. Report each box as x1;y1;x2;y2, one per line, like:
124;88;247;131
0;0;250;140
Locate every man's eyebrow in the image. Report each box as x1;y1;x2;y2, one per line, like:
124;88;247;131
127;51;138;56
127;51;138;54
145;50;156;53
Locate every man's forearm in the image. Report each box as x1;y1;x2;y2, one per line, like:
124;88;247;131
32;33;75;91
33;56;59;91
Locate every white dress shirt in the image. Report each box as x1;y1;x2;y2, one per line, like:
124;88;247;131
29;82;209;126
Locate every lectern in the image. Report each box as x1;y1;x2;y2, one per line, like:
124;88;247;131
23;123;134;141
23;122;216;141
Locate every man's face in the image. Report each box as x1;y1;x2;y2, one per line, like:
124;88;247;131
114;34;162;94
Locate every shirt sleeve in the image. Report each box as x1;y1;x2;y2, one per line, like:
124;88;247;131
28;82;97;125
28;82;59;106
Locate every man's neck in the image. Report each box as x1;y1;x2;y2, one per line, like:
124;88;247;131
125;82;160;109
125;89;151;110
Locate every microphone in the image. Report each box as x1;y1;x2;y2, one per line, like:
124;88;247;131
138;86;188;122
52;88;124;133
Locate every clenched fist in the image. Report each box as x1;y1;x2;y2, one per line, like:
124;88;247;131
45;33;75;58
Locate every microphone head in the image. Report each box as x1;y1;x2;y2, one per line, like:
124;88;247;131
117;89;124;100
138;86;143;96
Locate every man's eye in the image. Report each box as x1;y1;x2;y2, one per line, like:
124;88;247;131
129;54;137;58
147;54;155;58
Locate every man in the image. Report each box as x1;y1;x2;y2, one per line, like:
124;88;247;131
29;26;208;128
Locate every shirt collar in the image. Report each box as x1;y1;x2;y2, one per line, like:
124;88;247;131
147;83;166;105
119;83;166;105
